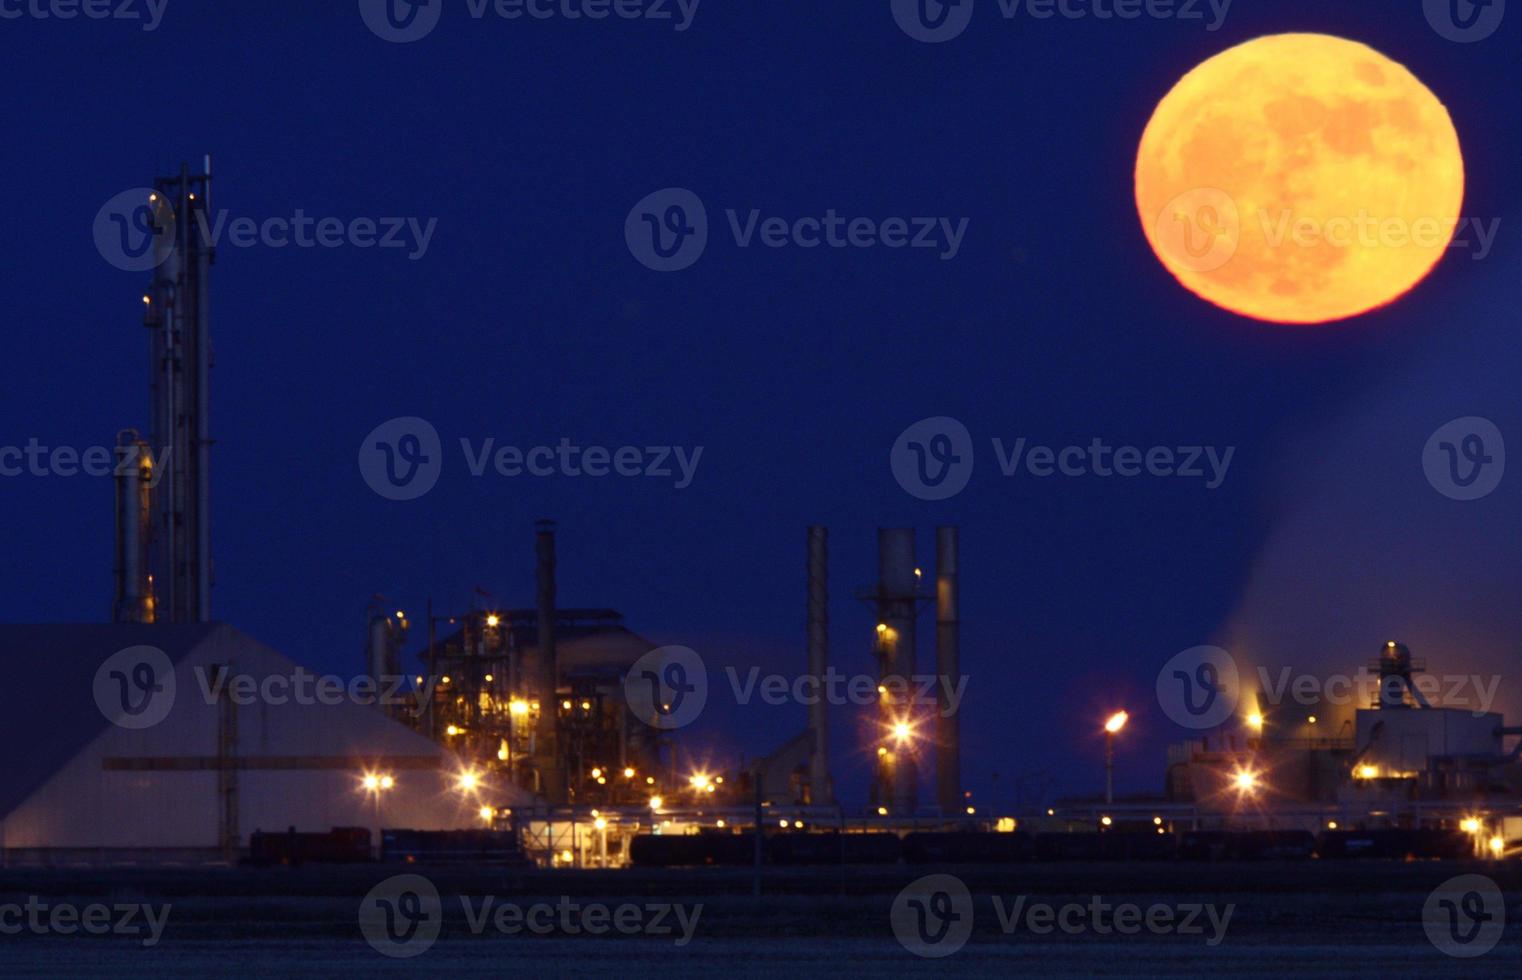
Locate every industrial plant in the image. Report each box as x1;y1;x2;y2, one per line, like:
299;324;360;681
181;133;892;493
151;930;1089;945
2;162;1520;871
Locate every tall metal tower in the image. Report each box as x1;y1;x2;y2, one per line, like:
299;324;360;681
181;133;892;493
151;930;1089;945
116;157;215;623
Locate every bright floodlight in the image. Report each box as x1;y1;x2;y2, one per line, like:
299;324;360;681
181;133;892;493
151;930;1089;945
892;721;912;743
1246;712;1264;731
458;770;480;792
1232;768;1259;793
1104;711;1129;734
362;775;380;792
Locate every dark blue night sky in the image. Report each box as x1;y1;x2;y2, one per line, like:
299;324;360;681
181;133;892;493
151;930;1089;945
3;0;1520;807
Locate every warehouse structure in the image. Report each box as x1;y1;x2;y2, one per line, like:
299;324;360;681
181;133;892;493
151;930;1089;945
0;623;522;865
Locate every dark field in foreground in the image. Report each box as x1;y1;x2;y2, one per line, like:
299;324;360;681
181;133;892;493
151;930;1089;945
0;862;1516;976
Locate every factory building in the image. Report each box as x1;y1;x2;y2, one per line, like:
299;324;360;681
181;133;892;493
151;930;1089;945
0;623;519;865
1167;641;1522;833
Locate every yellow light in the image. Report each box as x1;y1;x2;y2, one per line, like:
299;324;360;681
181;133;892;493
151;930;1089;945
1489;836;1505;856
597;777;607;785
892;722;911;742
560;850;573;863
478;806;494;821
484;674;494;683
142;295;151;305
646;776;655;785
875;623;888;634
689;774;707;789
649;796;663;810
704;784;715;794
396;610;405;619
379;775;394;790
562;700;572;710
877;806;888;816
591;768;603;780
1232;769;1259;793
779;819;789;828
623;767;636;779
796;820;804;828
965;806;976;815
458;771;480;792
594;817;607;830
1246;712;1264;731
716;819;726;828
1153;816;1163;826
1046;809;1055;816
1462;818;1482;834
1104;711;1129;734
486;614;500;627
581;701;591;711
416;676;424;685
442;676;451;685
445;725;461;736
1327;821;1338;830
877;746;888;757
996;817;1017;833
1356;765;1378;780
530;700;540;711
1307;716;1317;725
509;699;529;716
497;739;509;762
1101;816;1113;826
362;775;380;791
715;776;723;784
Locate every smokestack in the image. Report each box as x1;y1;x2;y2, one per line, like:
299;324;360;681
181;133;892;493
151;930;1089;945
935;526;961;816
877;527;918;813
112;431;154;623
534;519;562;800
144;159;214;623
806;526;832;805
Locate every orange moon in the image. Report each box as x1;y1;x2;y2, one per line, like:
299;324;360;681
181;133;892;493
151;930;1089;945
1135;34;1465;324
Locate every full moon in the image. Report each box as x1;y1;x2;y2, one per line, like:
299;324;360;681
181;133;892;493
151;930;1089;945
1136;34;1465;324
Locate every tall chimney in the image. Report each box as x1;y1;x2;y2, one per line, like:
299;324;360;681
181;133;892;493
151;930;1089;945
877;527;918;813
806;526;832;805
534;520;562;800
935;526;961;816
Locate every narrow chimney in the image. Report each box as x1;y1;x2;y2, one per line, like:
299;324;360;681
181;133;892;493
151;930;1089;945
935;526;961;816
806;526;832;805
535;520;562;800
877;527;918;813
